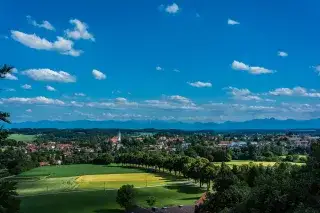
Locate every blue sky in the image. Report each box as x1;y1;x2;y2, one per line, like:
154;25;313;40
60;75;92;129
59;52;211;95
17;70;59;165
1;0;320;123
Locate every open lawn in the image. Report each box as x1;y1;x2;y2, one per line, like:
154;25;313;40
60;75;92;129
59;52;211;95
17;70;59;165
19;164;143;178
16;165;183;196
7;134;37;142
21;184;205;213
77;173;178;190
16;177;77;195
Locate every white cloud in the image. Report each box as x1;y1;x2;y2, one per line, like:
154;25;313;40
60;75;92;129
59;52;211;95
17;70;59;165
278;51;288;57
74;93;86;97
188;81;212;88
65;19;95;41
26;15;55;31
144;99;200;111
156;66;163;71
21;84;32;90
2;96;65;105
226;87;262;101
168;95;191;104
4;73;18;80
92;69;106;80
46;85;56;91
70;101;84;107
11;31;82;57
22;68;76;83
26;109;32;113
173;69;180;72
228;19;240;25
231;60;275;75
312;65;320;75
165;3;179;14
114;97;137;106
269;86;320;98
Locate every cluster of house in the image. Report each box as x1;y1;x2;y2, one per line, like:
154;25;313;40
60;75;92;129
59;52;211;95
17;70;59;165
286;135;319;147
216;134;319;148
25;142;94;156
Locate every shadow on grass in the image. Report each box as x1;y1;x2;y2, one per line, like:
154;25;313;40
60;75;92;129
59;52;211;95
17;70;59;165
179;196;202;201
164;183;206;194
94;209;123;213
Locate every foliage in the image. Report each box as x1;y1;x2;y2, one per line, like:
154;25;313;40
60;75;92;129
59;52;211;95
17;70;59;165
116;184;136;210
92;153;114;165
0;64;21;213
20;185;205;213
146;196;156;207
0;180;20;213
200;142;320;213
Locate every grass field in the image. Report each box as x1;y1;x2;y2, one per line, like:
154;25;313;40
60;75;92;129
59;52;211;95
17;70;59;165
21;184;204;213
7;134;37;142
19;164;143;178
18;164;202;213
76;173;176;190
16;164;182;196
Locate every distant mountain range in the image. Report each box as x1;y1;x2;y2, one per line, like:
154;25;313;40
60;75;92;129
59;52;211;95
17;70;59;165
6;118;320;130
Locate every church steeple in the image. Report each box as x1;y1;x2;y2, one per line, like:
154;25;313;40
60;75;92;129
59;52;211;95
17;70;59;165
118;130;121;142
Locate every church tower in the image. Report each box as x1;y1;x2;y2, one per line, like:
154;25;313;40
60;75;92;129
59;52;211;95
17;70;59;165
117;130;121;142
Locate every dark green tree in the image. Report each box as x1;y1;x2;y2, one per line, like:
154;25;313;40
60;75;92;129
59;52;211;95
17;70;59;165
146;196;156;207
116;185;136;211
0;65;20;213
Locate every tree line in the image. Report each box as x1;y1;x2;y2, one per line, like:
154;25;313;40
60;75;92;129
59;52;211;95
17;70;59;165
114;143;319;213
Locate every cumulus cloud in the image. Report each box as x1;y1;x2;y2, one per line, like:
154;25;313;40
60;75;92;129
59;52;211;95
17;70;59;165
86;98;137;109
4;73;18;80
46;85;56;91
22;69;76;83
156;66;163;71
2;96;65;105
26;15;55;31
92;69;106;80
65;19;95;41
228;19;240;25
74;93;86;97
231;60;275;75
278;51;288;57
226;87;262;101
114;97;137;106
311;65;320;75
26;109;32;113
165;3;179;14
173;69;180;72
269;86;320;97
11;31;82;56
168;95;191;104
144;99;200;111
188;81;212;88
21;84;32;90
